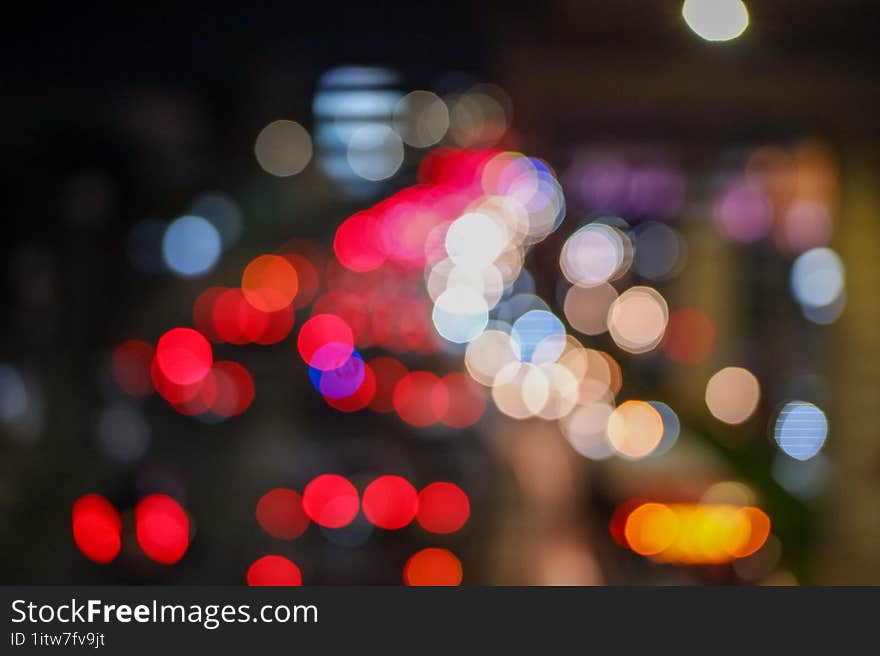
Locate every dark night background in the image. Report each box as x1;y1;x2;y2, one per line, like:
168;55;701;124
2;2;879;585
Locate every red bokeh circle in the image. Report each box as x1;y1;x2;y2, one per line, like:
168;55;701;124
135;494;190;565
246;555;302;586
72;494;122;564
362;475;418;530
301;474;359;529
416;482;470;534
256;488;310;540
155;328;212;386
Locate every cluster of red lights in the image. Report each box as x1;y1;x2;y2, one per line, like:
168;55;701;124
334;148;503;273
113;332;254;418
245;548;462;587
109;150;500;426
255;475;470;535
112;293;486;427
101;149;502;582
72;493;190;566
247;475;470;586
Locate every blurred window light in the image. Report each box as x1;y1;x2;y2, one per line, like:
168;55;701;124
318;66;399;88
313;90;401;122
682;0;749;42
774;401;828;461
162;215;221;278
511;309;565;363
314;66;403;192
346;124;404;181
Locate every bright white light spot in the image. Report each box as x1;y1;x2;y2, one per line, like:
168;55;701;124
560;223;628;286
432;286;489;343
790;247;845;309
446;212;509;268
682;0;749;42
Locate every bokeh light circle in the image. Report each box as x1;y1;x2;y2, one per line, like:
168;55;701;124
254;120;312;177
297;314;354;371
403;548;463;586
162;215;221;278
155;328;212;386
241;254;299;312
256;488;310;540
362;475;418;530
774;401;828;461
682;0;749;42
416;482;470;534
72;494;122;564
705;366;761;425
247;555;303;586
302;474;359;529
135;494;190;565
607;400;664;459
607;286;669;354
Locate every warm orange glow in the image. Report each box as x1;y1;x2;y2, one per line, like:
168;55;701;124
624;503;679;556
403;547;463;586
619;501;772;564
241;254;299;312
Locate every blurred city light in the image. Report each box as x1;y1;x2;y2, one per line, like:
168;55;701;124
682;0;749;42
